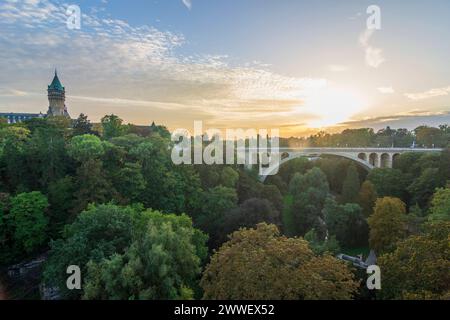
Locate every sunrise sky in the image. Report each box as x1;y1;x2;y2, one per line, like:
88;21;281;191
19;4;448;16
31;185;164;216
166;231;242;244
0;0;449;136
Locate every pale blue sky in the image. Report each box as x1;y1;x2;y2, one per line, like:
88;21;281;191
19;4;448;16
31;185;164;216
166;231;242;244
0;0;449;135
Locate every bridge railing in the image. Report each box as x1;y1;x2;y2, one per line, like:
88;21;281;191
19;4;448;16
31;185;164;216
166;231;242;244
240;147;443;153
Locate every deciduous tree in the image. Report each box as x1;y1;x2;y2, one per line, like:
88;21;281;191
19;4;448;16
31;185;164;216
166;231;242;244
10;191;49;253
428;188;450;222
83;210;207;300
101;114;126;140
324;199;368;248
367;168;408;200
358;180;378;217
367;197;407;253
378;222;450;299
289;168;330;236
201;223;358;300
341;164;360;204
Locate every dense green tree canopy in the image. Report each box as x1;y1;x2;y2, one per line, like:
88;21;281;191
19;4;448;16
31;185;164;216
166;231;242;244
101;114;126;140
428;188;450;222
324;199;368;248
358;180;377;217
407;168;443;208
378;222;450;300
0;116;448;301
68;134;106;162
83;210;207;300
9;192;49;254
201;223;358;300
224;198;280;235
195;186;237;248
44;204;207;300
72;113;93;136
340;164;360;204
367;168;408;200
367;197;407;254
289;168;330;236
304;228;341;255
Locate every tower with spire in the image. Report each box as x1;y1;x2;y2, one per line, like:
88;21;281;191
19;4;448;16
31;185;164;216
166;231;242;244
47;69;70;117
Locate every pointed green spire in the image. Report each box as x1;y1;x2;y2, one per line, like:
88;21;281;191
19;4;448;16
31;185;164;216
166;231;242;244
48;69;64;91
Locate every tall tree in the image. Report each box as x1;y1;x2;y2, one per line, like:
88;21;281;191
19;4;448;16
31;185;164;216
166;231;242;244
289;168;330;236
407;168;442;208
340;164;360;204
72;113;93;136
278;157;312;184
367;168;408;200
261;184;283;212
73;159;115;214
67;135;114;213
367;197;407;254
130;137;196;213
83;210;207;300
219;166;239;188
378;222;450;299
224;198;281;236
67;134;106;162
438;148;450;184
200;223;358;300
43;204;137;299
415;126;445;148
101;114;126;140
0;126;31;191
196;186;237;248
25;123;68;189
428;188;450;222
236;169;263;203
47;176;75;234
9;192;49;254
358;181;378;217
113;162;146;205
323;199;368;248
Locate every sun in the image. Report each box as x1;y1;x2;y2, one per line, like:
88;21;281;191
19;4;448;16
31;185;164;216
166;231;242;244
305;86;368;128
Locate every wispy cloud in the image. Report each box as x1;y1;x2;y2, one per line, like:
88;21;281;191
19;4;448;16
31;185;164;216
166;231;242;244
339;110;450;129
378;87;394;94
182;0;192;10
0;0;330;129
405;86;450;100
359;29;385;68
0;88;29;97
328;65;348;72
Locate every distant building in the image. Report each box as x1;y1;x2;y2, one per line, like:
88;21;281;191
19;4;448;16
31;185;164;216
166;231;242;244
0;112;45;124
46;70;70;117
0;70;70;124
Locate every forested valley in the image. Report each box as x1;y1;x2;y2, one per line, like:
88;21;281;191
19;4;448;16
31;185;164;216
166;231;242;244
0;114;449;300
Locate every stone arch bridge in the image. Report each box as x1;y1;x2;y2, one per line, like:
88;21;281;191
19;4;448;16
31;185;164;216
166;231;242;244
258;147;442;182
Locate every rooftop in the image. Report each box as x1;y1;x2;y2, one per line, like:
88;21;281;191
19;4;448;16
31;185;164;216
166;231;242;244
48;70;64;91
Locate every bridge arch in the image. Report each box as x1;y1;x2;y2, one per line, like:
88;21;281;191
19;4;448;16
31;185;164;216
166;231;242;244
369;153;378;167
392;153;401;167
358;153;367;161
260;151;373;182
380;153;390;168
257;147;443;182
